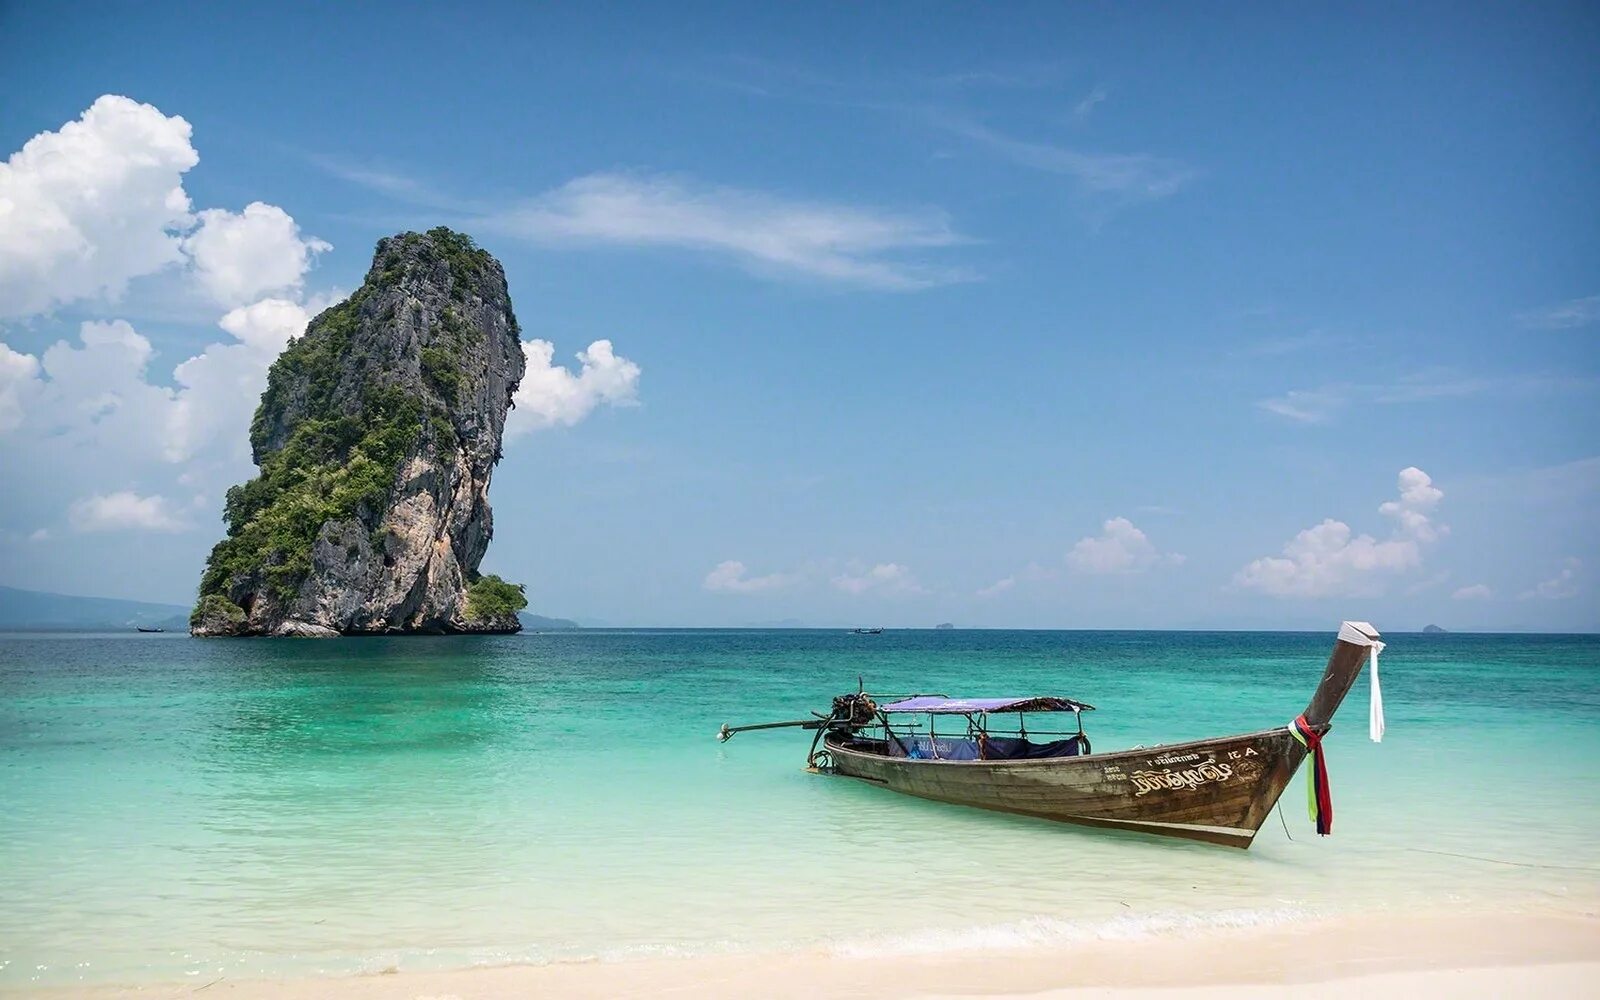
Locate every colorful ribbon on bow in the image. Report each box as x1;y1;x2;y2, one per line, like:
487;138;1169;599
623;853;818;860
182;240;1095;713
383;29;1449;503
1288;713;1333;836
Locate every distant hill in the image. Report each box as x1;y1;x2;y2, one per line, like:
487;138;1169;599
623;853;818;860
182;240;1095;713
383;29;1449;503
0;585;190;631
519;613;580;630
1422;624;1448;634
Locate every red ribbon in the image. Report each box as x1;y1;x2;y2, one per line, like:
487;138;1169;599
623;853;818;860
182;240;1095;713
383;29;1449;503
1292;713;1333;836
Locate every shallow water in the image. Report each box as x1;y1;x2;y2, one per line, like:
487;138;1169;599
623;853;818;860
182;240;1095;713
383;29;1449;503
2;628;1597;988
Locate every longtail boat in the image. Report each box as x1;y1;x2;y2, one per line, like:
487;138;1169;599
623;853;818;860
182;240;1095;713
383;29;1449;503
717;621;1385;848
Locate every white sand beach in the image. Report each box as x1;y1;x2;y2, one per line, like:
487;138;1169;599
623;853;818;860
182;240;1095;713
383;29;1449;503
50;908;1598;999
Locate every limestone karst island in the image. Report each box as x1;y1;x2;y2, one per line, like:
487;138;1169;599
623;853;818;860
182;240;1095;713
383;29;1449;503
190;229;529;637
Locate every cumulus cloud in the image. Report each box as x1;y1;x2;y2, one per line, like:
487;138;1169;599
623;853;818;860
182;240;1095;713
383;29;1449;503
0;95;196;318
0;307;318;466
1378;466;1445;543
703;560;794;593
183;202;331;306
165;299;314;461
507;339;641;436
832;563;923;596
68;491;188;533
1520;558;1580;600
1452;584;1493;600
20;321;174;442
1066;517;1183;574
0;95;327;320
1235;467;1446;598
492;173;969;290
0;343;40;431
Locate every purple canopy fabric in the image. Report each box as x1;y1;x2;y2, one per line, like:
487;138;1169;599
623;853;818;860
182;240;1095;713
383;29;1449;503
877;695;1093;714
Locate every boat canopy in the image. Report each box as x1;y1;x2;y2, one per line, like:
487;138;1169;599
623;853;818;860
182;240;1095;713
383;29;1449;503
877;695;1094;714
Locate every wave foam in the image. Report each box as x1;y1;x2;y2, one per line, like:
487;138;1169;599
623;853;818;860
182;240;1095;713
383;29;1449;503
827;905;1319;958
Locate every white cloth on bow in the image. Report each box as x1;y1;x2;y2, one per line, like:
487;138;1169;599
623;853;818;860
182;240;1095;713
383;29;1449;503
1338;621;1386;742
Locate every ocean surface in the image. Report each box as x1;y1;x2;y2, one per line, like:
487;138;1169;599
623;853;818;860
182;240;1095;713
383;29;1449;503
2;628;1597;989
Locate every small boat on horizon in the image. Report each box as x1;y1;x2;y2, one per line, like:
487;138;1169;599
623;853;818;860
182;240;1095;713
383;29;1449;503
134;626;165;633
718;621;1385;849
850;627;884;635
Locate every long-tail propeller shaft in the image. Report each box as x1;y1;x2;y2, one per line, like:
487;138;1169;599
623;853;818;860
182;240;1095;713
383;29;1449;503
716;718;825;742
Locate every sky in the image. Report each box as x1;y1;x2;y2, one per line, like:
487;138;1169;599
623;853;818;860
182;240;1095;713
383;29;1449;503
0;2;1595;630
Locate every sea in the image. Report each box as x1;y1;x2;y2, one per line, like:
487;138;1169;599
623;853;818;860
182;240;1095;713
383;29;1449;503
2;628;1597;990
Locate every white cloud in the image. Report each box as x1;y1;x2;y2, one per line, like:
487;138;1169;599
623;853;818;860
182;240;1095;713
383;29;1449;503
507;339;641;436
1259;373;1592;425
215;296;317;354
832;563;923;596
1378;466;1446;543
68;491;187;533
1072;86;1109;120
703;560;794;593
1235;467;1447;598
492;172;969;290
0;95;196;318
164;298;314;461
0;96;326;321
976;576;1016;598
976;562;1057;597
1066;517;1182;574
1520;558;1580;600
1452;584;1493;600
22;320;174;440
0;306;317;467
1257;387;1347;424
928;115;1192;204
1516;294;1599;330
0;343;40;431
183;202;330;306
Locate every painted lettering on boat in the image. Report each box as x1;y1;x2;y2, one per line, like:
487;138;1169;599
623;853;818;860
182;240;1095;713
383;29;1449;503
1130;759;1234;796
1151;751;1203;766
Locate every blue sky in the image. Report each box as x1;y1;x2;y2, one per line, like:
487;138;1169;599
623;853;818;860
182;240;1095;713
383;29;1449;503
0;2;1595;629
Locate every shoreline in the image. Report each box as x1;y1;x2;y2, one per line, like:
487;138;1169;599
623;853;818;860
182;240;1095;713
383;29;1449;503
30;907;1598;999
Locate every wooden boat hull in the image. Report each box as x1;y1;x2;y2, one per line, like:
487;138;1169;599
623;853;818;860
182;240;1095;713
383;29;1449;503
824;726;1308;848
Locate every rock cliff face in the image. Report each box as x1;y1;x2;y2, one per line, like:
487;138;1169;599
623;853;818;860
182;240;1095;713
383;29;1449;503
192;229;527;636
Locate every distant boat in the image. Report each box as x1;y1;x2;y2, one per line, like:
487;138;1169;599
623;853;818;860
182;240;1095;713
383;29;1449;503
850;627;883;635
719;621;1386;849
134;626;165;633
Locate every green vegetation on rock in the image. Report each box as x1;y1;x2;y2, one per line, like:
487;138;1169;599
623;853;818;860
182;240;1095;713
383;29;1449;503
465;574;528;622
420;345;461;401
190;594;246;629
202;381;425;600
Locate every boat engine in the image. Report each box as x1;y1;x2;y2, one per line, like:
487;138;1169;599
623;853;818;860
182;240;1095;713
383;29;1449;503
830;693;877;729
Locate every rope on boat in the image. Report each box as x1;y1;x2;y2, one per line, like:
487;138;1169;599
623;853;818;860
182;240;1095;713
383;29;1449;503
1403;848;1600;873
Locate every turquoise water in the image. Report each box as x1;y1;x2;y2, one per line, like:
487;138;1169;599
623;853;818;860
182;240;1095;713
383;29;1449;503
2;629;1597;989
